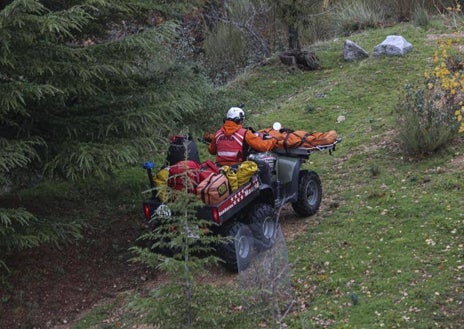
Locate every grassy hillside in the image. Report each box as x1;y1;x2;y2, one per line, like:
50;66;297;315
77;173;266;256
8;18;462;329
222;21;464;328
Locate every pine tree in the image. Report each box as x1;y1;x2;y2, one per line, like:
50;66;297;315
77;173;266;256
131;183;224;327
0;0;224;269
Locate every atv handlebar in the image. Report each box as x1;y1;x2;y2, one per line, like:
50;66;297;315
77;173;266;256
197;137;211;145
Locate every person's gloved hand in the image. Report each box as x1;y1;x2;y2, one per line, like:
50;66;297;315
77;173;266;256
262;133;272;140
203;132;214;142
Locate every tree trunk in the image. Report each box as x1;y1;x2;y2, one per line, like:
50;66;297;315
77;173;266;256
288;24;300;51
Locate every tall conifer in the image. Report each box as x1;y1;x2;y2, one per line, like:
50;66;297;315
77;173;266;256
0;0;221;266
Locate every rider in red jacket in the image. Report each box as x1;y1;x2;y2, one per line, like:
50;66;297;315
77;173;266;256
208;107;277;166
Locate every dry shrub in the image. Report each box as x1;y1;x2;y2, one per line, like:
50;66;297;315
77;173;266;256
377;0;457;20
203;23;248;84
412;5;430;28
331;0;457;32
333;0;386;35
395;81;460;156
390;0;419;20
302;12;339;44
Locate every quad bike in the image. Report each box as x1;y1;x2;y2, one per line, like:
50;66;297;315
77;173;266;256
142;123;341;272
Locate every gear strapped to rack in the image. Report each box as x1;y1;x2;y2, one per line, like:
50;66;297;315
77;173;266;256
273;137;342;157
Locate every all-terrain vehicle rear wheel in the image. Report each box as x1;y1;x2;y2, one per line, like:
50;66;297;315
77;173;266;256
217;221;254;272
292;170;322;217
249;203;277;250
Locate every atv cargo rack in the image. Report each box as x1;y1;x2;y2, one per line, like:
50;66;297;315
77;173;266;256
196;175;261;224
273;137;342;157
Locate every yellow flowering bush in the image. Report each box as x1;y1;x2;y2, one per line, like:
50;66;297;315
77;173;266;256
424;38;464;133
445;2;463;30
396;36;463;155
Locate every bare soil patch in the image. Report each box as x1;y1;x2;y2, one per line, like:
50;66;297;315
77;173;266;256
426;32;464;52
426;32;464;41
448;153;464;171
0;211;159;328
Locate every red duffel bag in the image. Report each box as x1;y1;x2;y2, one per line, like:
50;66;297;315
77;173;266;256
167;160;201;193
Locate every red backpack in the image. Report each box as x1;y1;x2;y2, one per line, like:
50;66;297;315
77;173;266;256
198;159;220;181
167;160;201;193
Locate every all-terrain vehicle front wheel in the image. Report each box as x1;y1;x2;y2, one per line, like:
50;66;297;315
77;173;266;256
217;221;254;272
248;203;277;250
292;170;322;217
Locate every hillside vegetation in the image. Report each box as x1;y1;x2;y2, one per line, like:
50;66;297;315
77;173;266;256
1;8;463;329
70;18;464;328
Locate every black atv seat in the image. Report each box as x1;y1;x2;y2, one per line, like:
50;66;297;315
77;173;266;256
273;147;312;157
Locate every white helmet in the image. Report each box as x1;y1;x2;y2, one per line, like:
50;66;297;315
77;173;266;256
226;107;245;122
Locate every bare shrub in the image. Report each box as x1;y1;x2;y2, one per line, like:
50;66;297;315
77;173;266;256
333;0;386;35
390;0;418;21
203;23;248;84
202;0;275;84
302;11;339;44
395;81;460;156
412;4;430;28
330;0;455;31
376;0;458;21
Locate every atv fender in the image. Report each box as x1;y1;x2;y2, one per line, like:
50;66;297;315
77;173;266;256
256;183;275;207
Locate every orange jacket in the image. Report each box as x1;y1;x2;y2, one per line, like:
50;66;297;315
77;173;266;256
208;120;277;166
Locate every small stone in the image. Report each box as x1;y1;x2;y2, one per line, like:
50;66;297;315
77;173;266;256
343;40;369;61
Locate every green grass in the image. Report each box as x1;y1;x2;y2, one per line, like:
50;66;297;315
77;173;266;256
289;161;464;327
69;19;464;329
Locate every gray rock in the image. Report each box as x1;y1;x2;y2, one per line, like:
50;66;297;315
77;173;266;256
343;40;369;61
373;35;412;56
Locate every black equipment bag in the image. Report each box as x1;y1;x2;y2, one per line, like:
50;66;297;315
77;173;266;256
166;135;200;166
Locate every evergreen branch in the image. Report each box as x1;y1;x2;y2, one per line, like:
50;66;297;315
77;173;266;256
0;0;47;20
0;137;44;173
44;139;152;180
0;81;61;116
40;6;94;38
0;207;83;267
88;22;180;70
